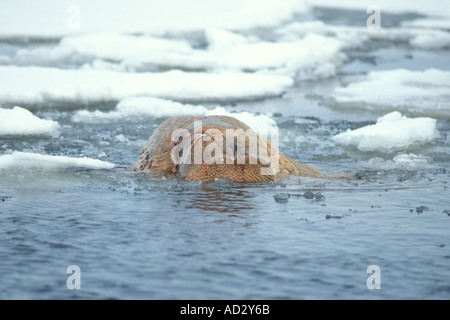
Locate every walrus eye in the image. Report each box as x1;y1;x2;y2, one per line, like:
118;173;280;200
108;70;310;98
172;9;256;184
174;135;183;146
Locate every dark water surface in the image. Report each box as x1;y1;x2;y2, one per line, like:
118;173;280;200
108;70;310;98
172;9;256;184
1;167;449;299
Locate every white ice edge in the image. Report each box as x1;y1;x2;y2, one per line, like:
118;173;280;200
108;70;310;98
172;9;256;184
330;69;450;118
0;106;60;136
0;66;293;104
72;97;278;137
11;32;345;80
332;111;437;152
362;153;429;170
0;151;116;170
277;21;450;50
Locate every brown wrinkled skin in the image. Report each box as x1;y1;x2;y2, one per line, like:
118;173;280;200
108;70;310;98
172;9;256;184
134;115;323;182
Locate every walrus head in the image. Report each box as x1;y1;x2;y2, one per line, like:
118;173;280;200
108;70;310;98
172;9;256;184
134;115;322;182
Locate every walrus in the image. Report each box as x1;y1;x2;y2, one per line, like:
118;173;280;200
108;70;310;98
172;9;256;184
134;115;322;182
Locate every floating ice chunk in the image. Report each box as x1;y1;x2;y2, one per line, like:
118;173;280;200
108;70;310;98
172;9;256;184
277;16;450;52
205;107;278;138
347;27;450;49
363;154;429;170
278;20;450;50
13;32;344;79
114;134;128;143
402;18;450;30
0;106;59;136
0;66;293;104
332;69;450;118
117;97;208;117
62;33;192;58
12;34;198;70
277;21;330;38
210;34;345;79
72;97;209;123
0;152;115;170
389;154;428;169
332;112;437;152
409;30;450;49
72;97;277;137
277;22;371;51
81;59;130;72
205;29;249;49
14;33;193;67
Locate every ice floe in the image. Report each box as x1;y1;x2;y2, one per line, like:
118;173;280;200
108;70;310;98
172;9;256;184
408;30;450;49
277;21;450;50
0;66;293;104
0;152;115;170
205;29;249;49
72;97;277;137
13;33;193;69
402;19;450;30
332;112;437;152
331;69;450;118
71;97;209;123
362;154;429;170
11;32;345;80
199;33;344;79
205;107;278;138
0;107;60;136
